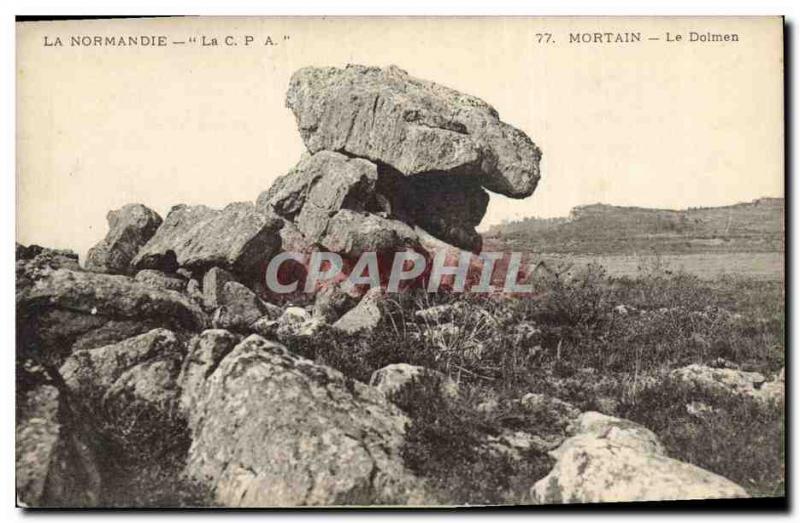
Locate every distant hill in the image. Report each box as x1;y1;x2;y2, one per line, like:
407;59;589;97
486;198;784;255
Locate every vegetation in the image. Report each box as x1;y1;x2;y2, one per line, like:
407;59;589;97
486;198;784;255
288;261;785;502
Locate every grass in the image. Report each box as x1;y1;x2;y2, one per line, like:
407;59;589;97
286;261;785;502
41;260;782;506
80;388;214;507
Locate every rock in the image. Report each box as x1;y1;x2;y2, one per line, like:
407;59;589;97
104;358;183;409
184;335;427;506
16;244;81;292
414;302;469;323
273;306;324;338
257;151;379;242
69;318;163;353
21;269;206;333
753;367;785;405
312;283;358;322
134;269;187;292
333;288;383;334
485;394;580;456
16;385;101;507
531;411;748;504
186;278;203;304
59;329;184;406
686;401;716;418
132;202;283;279
320;209;421;259
286;64;541;198
670;364;772;403
557;411;665;458
178;329;240;417
250;317;279;338
85;204;162;275
202;267;236;310
16;384;61;506
369;363;459;400
210;281;273;332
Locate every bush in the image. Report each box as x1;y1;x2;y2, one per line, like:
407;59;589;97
283;265;785;501
390;374;553;505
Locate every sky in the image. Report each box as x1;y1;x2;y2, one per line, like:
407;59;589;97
16;16;784;257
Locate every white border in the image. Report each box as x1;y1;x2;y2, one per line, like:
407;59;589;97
2;1;795;521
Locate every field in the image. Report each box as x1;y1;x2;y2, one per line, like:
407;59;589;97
530;252;784;281
288;262;786;503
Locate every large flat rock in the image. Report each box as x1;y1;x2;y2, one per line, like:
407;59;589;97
132;202;282;278
287;64;541;198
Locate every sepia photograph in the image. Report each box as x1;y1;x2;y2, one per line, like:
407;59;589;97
13;15;785;509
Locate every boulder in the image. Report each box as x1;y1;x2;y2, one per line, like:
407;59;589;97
21;269;206;332
333;288;384;334
555;411;665;459
531;411;748;504
104;358;183;409
16;385;101;507
85;204;162;275
134;269;187;292
256;151;380;242
178;329;240;417
210;281;275;332
184;335;427;506
369;363;459;400
286;64;541;198
59;329;184;407
132;202;283;278
320;210;420;258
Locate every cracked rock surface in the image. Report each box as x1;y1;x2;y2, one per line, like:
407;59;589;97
184;334;428;506
287;64;542;198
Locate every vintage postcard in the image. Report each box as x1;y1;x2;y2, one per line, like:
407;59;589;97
15;16;784;508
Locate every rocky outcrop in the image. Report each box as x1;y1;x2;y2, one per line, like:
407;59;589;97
184;335;427;506
85;204;163;275
16;244;81;291
286;64;541;198
17;269;205;365
15;65;551;507
531;412;748;504
277;65;544;253
132;202;283;279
